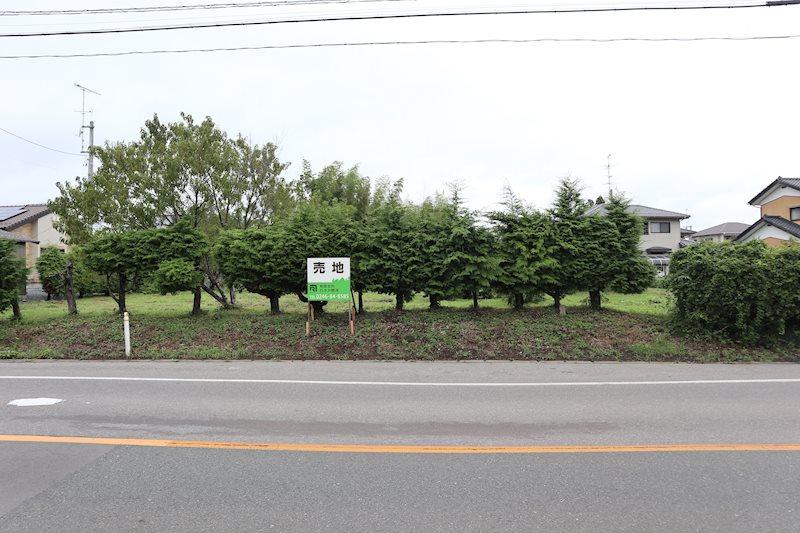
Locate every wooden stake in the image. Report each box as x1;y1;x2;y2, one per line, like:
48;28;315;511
349;306;356;335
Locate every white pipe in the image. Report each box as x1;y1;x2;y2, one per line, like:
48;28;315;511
123;311;131;358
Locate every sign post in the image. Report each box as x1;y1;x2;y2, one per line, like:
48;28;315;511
306;257;354;336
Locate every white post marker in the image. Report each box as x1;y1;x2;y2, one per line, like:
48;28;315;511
123;311;131;358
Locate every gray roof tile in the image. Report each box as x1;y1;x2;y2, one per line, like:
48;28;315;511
0;228;38;243
748;177;800;205
693;222;750;237
584;203;689;219
0;204;50;230
762;215;800;239
736;216;800;242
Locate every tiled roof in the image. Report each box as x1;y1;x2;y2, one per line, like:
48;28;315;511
0;228;38;243
584;203;689;219
735;215;800;242
748;177;800;205
693;222;750;238
0;204;50;230
762;215;800;239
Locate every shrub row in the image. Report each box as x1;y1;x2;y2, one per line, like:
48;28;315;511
667;241;800;343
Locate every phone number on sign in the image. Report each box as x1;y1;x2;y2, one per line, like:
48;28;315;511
310;294;350;301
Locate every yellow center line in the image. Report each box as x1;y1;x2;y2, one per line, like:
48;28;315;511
2;434;800;454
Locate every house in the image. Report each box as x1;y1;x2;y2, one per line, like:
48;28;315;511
692;222;749;243
584;203;690;276
736;177;800;246
0;204;69;296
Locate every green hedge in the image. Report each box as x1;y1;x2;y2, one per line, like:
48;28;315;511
667;241;800;343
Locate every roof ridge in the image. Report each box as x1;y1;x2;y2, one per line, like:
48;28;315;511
749;177;800;205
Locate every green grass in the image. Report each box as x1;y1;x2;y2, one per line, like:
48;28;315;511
4;288;671;323
0;289;793;362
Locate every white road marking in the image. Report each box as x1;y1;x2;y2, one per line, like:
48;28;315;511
7;397;63;406
0;376;800;387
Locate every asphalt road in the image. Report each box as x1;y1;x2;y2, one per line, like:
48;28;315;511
1;360;800;532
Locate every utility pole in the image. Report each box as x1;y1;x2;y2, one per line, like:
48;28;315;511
75;83;100;179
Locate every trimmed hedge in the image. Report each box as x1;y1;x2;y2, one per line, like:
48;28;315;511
667;241;800;343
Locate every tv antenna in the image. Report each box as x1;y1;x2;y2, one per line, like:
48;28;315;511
606;153;613;198
75;83;101;178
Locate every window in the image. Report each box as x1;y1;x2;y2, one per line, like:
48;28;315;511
791;207;800;221
642;221;649;235
649;221;671;233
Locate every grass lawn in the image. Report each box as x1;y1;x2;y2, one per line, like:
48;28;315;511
0;289;796;362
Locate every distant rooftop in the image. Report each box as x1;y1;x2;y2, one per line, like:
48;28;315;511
693;222;750;238
584;203;689;220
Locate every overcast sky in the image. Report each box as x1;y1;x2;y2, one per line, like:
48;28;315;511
1;0;799;230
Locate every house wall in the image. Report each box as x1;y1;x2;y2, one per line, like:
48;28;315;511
640;219;682;251
12;220;36;240
36;213;68;251
8;213;68;285
739;224;796;246
763;237;791;247
24;242;39;281
695;234;735;243
761;194;800;219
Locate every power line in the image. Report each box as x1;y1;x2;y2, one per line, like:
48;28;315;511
0;126;82;155
2;33;797;59
1;1;798;39
0;0;411;17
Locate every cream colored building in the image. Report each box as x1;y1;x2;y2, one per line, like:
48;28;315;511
584;203;690;276
736;177;800;246
0;204;69;295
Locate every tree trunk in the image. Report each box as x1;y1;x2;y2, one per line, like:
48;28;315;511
429;295;440;309
357;290;364;314
202;283;231;308
552;294;561;311
229;285;237;307
269;294;280;315
472;291;479;309
11;299;21;320
395;293;404;311
589;290;602;310
513;293;524;311
117;274;127;315
191;287;202;315
65;260;77;315
46;293;51;301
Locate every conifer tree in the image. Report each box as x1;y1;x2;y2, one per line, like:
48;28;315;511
490;188;557;310
542;178;588;310
0;239;27;320
361;200;423;310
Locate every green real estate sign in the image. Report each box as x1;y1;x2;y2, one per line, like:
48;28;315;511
306;257;351;302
